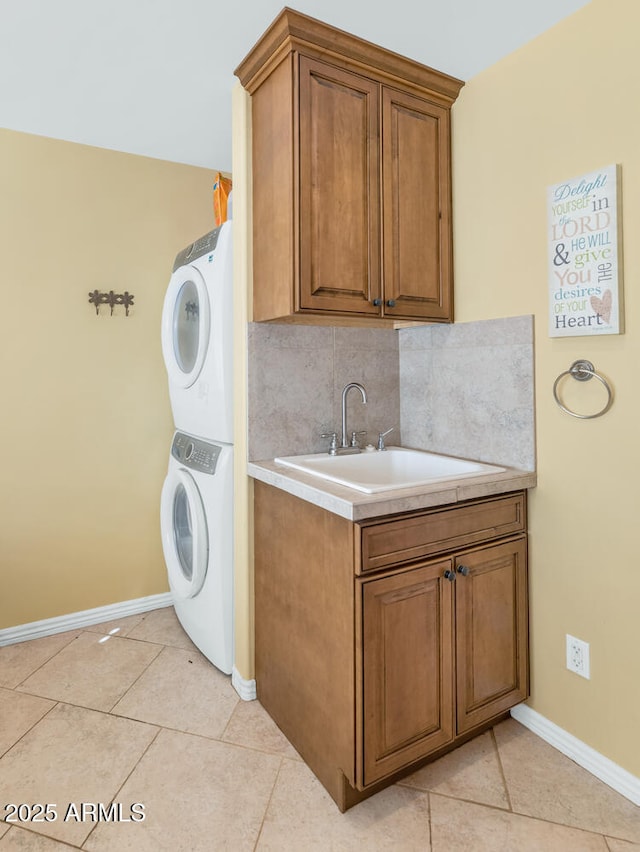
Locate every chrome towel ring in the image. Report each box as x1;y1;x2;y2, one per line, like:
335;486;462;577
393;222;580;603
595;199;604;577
553;359;613;419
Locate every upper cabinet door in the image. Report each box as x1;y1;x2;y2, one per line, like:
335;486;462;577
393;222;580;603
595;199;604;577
298;57;381;315
382;88;453;321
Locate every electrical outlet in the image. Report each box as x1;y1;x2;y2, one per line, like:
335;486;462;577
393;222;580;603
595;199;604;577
566;634;590;679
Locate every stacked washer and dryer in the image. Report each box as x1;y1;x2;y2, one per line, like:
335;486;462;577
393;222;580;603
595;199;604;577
160;220;234;674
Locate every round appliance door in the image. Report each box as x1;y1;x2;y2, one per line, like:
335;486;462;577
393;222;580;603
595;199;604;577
161;467;208;599
161;265;211;388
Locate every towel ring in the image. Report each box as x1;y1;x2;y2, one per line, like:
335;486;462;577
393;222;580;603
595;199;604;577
553;359;613;419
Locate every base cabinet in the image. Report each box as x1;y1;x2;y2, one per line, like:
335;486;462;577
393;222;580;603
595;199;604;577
254;483;529;811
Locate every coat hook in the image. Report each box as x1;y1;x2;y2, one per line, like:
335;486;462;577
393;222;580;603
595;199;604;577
87;290;135;316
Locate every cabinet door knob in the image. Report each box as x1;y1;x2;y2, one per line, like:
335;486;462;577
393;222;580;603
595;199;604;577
443;569;456;582
386;299;396;308
372;298;382;306
457;565;470;576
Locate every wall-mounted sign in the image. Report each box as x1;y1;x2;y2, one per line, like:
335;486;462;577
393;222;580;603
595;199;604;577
548;164;623;337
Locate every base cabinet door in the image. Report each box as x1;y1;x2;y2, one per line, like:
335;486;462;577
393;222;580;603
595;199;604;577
360;559;454;786
455;537;529;734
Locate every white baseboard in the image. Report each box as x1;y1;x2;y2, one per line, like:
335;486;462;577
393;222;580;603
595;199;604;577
232;666;257;701
1;596;255;702
0;593;174;647
511;704;640;806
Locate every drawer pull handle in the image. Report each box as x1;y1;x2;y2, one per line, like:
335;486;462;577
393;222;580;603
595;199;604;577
457;565;470;576
372;298;382;306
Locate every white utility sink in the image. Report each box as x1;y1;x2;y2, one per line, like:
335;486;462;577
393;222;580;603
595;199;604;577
274;447;506;494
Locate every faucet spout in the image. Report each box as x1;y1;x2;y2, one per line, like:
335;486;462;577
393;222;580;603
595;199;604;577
341;382;367;449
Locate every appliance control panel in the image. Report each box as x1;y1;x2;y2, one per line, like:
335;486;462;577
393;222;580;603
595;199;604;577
172;225;222;272
171;432;221;475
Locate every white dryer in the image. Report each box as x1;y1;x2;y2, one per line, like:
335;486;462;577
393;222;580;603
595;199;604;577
160;431;233;673
161;221;233;443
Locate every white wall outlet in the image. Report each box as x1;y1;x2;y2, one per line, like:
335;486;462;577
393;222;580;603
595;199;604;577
566;634;590;679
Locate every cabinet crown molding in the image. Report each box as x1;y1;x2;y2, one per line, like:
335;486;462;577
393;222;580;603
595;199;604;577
235;6;465;102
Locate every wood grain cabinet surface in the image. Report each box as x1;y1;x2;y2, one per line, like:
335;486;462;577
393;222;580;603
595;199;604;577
253;482;529;811
235;9;464;324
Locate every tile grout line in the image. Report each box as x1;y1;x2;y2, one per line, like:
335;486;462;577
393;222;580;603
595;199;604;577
413;789;512;814
426;790;434;851
2;822;82;850
217;693;242;742
8;636;166;717
5;686;303;767
79;724;164;850
102;639;167;714
107;713;295;762
87;630;168;844
490;727;638;842
427;789;623;845
491;726;514;813
252;756;286;851
4;630;83;690
11;672;288;762
0;699;60;761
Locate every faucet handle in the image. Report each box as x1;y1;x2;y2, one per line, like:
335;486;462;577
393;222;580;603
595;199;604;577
320;431;338;455
350;430;367;448
377;427;394;451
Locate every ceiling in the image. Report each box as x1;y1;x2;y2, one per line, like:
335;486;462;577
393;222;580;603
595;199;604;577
0;0;591;172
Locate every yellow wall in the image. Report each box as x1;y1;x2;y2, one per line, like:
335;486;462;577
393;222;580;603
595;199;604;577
0;129;216;629
452;0;640;776
231;83;255;682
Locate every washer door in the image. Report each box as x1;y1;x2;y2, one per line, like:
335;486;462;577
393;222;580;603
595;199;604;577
161;467;208;599
161;265;211;388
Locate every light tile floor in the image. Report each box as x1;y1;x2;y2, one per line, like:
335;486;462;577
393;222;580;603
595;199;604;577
1;607;638;851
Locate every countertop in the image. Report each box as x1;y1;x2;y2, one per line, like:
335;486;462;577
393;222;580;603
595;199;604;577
248;455;537;522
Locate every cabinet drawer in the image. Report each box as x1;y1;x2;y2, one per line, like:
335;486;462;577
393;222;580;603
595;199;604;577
358;493;526;574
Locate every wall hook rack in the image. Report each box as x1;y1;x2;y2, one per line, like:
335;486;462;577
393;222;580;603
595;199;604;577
88;290;135;316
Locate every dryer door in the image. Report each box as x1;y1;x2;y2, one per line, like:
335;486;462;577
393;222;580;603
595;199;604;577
161;265;211;388
161;467;208;599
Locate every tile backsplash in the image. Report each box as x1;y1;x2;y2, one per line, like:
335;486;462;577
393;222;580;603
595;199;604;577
399;315;535;471
247;324;400;461
248;315;535;471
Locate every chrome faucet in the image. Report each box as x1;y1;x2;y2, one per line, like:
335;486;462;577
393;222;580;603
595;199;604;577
341;382;367;451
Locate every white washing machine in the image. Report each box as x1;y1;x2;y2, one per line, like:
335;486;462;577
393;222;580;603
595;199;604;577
161;221;233;443
160;431;233;673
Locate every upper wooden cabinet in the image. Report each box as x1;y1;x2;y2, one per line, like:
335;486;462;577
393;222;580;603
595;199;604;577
235;9;464;324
